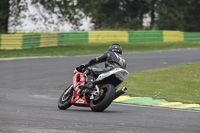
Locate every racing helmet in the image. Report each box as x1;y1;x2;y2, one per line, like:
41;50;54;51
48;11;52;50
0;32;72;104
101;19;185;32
108;43;122;54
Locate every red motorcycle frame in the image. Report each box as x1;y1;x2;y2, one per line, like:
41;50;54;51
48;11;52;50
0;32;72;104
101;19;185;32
71;69;90;107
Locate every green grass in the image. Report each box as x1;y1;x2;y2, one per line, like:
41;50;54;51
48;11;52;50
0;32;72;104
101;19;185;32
1;42;200;58
121;63;200;104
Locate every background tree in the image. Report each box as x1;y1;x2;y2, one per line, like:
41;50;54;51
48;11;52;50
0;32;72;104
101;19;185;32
146;0;159;29
0;0;83;33
156;0;200;31
0;0;28;33
78;0;151;30
31;0;84;31
0;0;9;33
1;0;200;33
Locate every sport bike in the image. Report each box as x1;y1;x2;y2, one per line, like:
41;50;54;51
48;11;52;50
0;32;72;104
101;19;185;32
58;66;129;112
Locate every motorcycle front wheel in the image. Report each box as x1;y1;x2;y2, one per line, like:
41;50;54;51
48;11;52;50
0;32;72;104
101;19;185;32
58;85;73;110
90;84;116;112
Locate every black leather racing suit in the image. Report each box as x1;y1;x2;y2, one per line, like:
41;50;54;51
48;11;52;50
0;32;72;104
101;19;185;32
85;51;126;78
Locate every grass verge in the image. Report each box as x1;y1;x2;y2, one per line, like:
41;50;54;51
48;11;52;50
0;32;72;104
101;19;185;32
121;63;200;104
1;42;200;58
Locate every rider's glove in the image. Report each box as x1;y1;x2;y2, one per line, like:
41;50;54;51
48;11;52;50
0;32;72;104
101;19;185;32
80;64;86;69
77;64;86;72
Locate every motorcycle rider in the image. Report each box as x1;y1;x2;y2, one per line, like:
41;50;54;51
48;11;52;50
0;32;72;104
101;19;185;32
77;43;126;90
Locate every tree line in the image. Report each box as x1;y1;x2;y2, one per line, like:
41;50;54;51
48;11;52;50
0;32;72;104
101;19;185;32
1;0;200;33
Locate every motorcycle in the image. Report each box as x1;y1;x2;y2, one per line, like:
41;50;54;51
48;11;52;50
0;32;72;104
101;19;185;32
58;66;129;112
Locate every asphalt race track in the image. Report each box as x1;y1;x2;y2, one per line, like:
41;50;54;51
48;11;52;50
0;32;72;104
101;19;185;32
0;48;200;133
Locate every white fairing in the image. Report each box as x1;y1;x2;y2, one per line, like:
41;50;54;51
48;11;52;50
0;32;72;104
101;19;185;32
95;68;129;82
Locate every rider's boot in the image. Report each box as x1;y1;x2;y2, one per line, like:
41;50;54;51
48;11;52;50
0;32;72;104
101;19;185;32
79;80;94;90
79;68;94;90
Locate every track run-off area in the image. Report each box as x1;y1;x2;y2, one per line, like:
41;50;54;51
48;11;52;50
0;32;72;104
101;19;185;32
0;48;200;133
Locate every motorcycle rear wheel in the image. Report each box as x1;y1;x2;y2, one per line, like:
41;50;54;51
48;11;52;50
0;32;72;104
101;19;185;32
90;84;116;112
58;85;73;110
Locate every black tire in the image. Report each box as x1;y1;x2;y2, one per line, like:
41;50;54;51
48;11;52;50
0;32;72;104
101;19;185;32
58;85;73;110
90;84;116;112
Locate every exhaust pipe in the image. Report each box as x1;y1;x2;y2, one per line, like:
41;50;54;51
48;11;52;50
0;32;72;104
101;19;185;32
114;87;127;99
